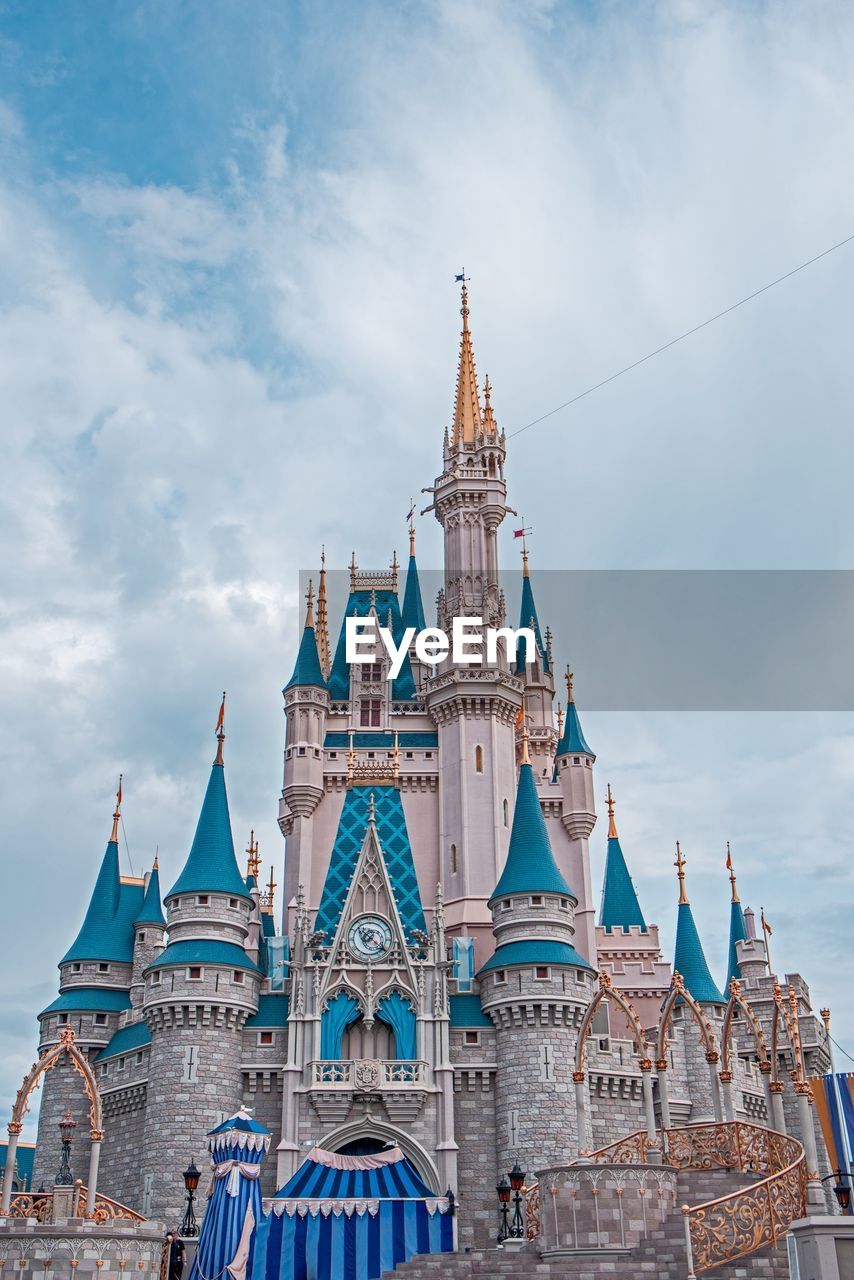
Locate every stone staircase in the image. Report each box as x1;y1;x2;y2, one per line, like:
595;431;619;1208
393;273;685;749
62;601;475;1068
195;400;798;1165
382;1169;793;1280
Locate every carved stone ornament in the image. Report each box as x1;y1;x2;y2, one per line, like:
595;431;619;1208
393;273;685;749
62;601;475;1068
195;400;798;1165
354;1060;382;1091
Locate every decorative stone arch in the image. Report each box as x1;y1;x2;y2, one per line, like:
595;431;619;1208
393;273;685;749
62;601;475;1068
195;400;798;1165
2;1027;104;1213
317;1116;442;1193
573;973;657;1154
654;973;723;1127
372;976;417;1013
320;983;366;1018
770;984;806;1085
719;979;772;1123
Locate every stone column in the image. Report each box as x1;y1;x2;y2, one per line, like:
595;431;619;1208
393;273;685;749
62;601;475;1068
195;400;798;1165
573;1072;591;1154
640;1060;657;1148
656;1059;672;1130
796;1083;826;1214
719;1071;736;1123
759;1063;774;1125
769;1081;787;1133
706;1052;724;1122
1;1123;21;1212
87;1134;102;1205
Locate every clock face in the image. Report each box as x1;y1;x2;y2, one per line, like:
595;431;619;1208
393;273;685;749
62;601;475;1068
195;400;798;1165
347;915;393;961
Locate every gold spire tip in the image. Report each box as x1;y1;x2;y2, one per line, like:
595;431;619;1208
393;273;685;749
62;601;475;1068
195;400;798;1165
451;270;483;445
556;702;564;736
520;719;530;766
110;772;123;843
214;692;226;765
606;783;618;840
565;666;574;704
675;840;688;904
305;578;315;628
726;840;739;903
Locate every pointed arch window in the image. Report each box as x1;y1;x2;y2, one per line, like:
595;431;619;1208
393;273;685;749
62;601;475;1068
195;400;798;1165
321;991;361;1059
475;745;484;773
377;991;417;1060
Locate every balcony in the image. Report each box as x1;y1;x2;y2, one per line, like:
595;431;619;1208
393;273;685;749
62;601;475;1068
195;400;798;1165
308;1059;429;1125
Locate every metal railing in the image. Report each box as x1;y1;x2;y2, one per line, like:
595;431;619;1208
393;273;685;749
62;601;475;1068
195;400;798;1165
6;1186;144;1224
525;1121;806;1274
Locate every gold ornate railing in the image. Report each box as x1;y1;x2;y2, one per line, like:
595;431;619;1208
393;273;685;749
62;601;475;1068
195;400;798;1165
525;1122;806;1273
7;1186;144;1224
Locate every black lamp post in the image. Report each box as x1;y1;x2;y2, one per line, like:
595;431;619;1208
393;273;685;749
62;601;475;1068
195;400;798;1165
508;1162;526;1240
822;1169;853;1213
496;1177;511;1242
56;1110;77;1185
179;1159;201;1237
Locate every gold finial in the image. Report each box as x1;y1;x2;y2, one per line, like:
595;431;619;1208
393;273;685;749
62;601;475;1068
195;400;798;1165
153;847;159;870
726;841;739;903
214;692;226;766
675;840;688;904
264;865;276;915
110;774;123;843
316;548;331;678
349;551;358;592
304;578;315;628
820;1007;831;1035
451;271;483;446
606;783;618;840
246;830;261;881
565;666;574;704
408;501;416;558
483;374;498;436
391;549;399;591
521;719;531;766
556;702;564;737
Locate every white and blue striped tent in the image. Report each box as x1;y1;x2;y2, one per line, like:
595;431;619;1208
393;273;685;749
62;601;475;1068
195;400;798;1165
252;1146;453;1280
188;1110;271;1280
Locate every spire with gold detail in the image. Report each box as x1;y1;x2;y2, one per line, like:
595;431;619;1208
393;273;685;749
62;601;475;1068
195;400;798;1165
725;842;747;988
483;373;498;438
246;830;261;883
214;692;226;766
261;865;276;917
555;665;592;756
451;274;484;447
402;515;426;633
316;548;331;679
110;774;123;843
285;579;327;691
599;785;646;932
672;842;725;1004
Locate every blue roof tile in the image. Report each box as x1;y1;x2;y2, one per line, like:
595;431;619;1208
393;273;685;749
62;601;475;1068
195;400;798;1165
449;994;492;1027
491;763;573;900
516;572;549;673
61;839;139;965
245;994;290;1027
40;988;132;1017
96;1021;151;1060
726;899;747;991
327;590;416;702
556;700;593;757
146;939;260;973
401;554;426;633
600;836;647;932
167;762;251;901
478;939;594;974
285;621;327;691
134;863;165;926
674;901;725;1005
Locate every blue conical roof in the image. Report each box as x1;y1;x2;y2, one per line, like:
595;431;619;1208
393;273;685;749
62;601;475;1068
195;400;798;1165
726;898;747;990
285;619;326;691
61;838;125;964
402;553;426;632
516;570;549;672
556;699;593;756
135;862;166;926
600;836;647;932
674;901;725;1005
491;763;573;900
167;762;251;901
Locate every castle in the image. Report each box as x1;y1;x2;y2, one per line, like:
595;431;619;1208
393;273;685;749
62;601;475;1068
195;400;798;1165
27;284;833;1247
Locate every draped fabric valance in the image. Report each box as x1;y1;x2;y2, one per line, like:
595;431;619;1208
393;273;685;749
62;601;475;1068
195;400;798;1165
376;992;417;1061
320;991;360;1060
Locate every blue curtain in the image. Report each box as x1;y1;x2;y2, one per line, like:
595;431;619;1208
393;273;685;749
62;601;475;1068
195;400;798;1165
376;992;417;1060
320;991;360;1059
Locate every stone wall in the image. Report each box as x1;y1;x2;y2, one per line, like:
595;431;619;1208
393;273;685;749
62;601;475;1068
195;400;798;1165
451;1028;498;1249
98;1085;148;1211
242;1071;283;1197
31;1057;97;1192
0;1220;165;1280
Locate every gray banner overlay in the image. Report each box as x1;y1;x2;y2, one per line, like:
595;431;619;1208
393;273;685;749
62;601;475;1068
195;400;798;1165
299;569;854;711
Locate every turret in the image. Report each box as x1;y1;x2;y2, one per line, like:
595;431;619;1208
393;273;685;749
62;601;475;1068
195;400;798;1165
141;698;260;1224
599;785;646;932
130;857;166;1005
554;666;597;959
725;843;747;991
281;582;329;822
672;842;725;1006
402;521;428;689
514;541;556;765
479;730;594;1173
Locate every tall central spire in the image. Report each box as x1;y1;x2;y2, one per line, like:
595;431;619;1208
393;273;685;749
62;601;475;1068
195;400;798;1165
452;276;483;446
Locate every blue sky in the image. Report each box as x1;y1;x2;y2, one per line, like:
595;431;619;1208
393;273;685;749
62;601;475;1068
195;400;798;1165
2;0;854;1137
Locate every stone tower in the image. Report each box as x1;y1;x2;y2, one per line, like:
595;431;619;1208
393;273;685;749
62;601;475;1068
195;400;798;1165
480;732;595;1176
425;280;521;961
140;711;260;1224
553;668;598;961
